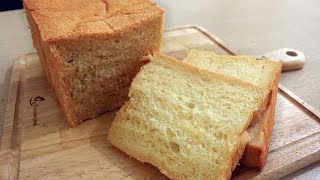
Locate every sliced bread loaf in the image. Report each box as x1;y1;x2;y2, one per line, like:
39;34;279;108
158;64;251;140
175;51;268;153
184;49;282;169
108;53;270;179
24;0;164;127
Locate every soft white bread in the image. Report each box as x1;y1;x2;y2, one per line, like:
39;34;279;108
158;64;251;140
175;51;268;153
184;49;282;169
108;53;270;179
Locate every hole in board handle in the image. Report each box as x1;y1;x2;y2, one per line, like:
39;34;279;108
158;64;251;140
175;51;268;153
286;51;298;57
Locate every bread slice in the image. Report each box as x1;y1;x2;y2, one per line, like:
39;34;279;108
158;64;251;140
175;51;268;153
108;53;270;179
24;0;164;127
184;49;282;169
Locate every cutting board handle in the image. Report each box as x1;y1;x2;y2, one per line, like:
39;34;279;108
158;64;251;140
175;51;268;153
260;48;305;71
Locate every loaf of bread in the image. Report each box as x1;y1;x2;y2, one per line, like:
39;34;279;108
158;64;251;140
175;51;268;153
184;49;282;169
108;53;270;179
24;0;164;127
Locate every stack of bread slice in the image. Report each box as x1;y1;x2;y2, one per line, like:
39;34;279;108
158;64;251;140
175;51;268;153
108;51;281;179
184;49;282;169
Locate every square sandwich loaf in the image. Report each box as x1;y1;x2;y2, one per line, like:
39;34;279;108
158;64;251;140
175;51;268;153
108;53;272;179
24;0;164;127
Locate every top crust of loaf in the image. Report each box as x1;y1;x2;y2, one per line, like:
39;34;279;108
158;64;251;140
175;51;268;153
24;0;164;41
185;49;282;89
24;0;106;11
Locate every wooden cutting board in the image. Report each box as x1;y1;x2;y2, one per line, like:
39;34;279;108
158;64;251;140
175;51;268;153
1;26;319;180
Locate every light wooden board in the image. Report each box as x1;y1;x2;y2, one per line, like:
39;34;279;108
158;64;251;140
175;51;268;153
1;26;319;180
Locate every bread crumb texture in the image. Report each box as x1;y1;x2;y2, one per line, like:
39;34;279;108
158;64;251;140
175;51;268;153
185;49;282;169
108;54;269;179
185;49;282;89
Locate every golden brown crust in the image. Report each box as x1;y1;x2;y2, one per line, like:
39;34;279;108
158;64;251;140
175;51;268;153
241;61;282;169
25;0;164;42
24;1;53;87
24;0;105;11
24;0;164;127
229;131;251;178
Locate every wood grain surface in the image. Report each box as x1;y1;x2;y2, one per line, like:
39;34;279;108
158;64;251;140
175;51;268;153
0;26;319;179
0;57;26;179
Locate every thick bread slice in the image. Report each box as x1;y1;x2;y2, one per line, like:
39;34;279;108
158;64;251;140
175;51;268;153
184;49;282;169
108;53;270;179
